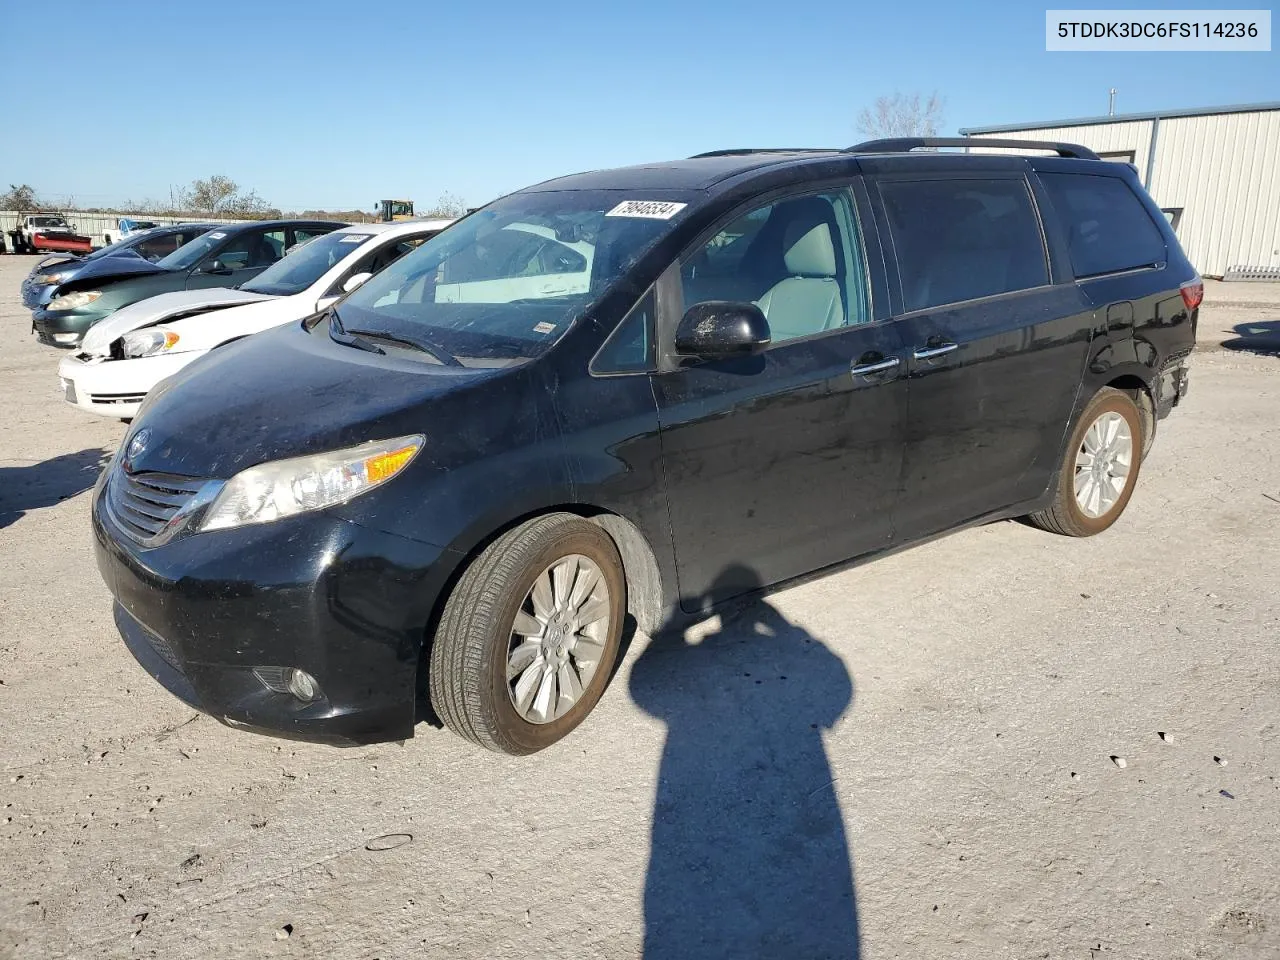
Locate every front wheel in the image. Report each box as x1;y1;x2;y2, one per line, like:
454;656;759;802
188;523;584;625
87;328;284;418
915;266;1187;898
428;513;626;755
1026;386;1144;537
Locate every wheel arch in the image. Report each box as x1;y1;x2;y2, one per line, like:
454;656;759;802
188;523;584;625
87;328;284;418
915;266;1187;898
416;503;669;689
1103;371;1156;456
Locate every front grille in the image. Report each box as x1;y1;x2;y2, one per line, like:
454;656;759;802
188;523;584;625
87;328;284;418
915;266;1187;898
107;469;204;543
88;392;147;405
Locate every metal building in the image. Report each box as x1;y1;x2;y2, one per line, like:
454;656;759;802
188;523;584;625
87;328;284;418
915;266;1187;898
960;102;1280;279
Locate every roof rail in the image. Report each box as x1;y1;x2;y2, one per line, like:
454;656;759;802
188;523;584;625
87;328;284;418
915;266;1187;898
690;148;838;158
845;137;1101;161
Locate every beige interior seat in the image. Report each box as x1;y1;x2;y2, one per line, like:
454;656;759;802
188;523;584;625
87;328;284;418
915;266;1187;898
755;218;844;341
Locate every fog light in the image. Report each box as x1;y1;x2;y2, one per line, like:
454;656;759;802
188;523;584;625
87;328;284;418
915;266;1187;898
253;666;322;703
285;668;319;703
53;332;79;343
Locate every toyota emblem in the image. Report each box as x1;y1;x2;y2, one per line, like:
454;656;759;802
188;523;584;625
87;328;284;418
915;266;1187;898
125;428;152;469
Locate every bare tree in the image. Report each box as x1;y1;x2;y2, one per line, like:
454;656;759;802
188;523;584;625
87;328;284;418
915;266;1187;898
856;92;946;140
1;183;42;213
174;175;278;218
419;191;468;218
222;190;275;217
188;175;242;214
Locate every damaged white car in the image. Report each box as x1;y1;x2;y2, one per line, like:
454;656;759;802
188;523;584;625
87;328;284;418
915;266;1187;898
57;219;452;419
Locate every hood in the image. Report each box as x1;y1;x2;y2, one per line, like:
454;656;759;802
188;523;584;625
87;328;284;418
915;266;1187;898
33;253;80;272
33;247;144;283
81;288;273;355
125;322;514;479
65;254;173;284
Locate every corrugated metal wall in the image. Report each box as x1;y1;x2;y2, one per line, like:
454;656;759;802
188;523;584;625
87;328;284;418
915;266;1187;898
969;109;1280;277
1151;111;1280;278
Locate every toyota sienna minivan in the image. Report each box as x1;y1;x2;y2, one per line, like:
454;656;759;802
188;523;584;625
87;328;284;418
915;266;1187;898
92;138;1199;754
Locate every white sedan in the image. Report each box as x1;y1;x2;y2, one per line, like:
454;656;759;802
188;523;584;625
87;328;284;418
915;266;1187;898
58;219;452;419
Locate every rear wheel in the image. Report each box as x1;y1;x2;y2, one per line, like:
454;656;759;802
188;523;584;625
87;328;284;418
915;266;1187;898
428;513;626;755
1026;387;1143;537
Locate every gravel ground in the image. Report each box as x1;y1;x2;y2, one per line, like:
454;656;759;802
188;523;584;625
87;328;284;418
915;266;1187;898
1;253;1278;960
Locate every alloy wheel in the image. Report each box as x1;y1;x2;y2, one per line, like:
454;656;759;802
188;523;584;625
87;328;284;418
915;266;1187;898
1074;411;1133;519
506;554;611;724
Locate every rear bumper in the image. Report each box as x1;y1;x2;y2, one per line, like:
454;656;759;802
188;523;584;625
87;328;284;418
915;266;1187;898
1155;353;1191;418
93;470;455;746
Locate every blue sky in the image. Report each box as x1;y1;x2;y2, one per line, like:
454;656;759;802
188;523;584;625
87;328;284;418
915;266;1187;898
1;0;1275;211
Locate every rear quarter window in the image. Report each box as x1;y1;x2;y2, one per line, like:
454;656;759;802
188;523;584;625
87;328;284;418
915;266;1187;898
1038;173;1167;279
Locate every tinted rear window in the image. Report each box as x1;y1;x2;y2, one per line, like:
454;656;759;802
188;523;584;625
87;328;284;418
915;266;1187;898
1039;173;1166;278
879;178;1048;312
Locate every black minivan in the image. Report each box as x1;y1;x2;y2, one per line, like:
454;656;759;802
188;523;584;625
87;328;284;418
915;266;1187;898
91;139;1199;754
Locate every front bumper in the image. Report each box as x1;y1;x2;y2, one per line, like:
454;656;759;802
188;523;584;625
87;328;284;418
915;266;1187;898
58;351;197;420
21;277;56;310
92;468;457;746
32;307;104;348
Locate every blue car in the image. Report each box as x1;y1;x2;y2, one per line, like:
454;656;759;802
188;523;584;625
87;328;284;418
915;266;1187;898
21;223;217;310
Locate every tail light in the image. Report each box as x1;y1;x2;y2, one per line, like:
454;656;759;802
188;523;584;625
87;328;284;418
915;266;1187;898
1180;277;1204;311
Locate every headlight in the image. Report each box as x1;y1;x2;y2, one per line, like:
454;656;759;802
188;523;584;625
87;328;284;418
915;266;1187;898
199;435;424;532
121;328;180;358
48;290;102;311
36;272;69;286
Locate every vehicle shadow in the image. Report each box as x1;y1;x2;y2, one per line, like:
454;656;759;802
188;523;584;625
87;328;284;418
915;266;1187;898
629;564;860;959
0;448;109;529
1221;319;1280;355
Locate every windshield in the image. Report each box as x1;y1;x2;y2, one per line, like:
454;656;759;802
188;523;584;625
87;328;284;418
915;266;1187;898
156;229;231;271
32;216;68;228
337;190;691;361
240;231;371;296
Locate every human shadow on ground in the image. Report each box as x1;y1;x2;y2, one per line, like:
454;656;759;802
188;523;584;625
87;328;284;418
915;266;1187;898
0;448;109;529
629;564;859;959
1221;319;1280;355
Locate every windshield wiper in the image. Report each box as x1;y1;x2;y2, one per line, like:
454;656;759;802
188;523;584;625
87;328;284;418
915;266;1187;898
326;308;386;354
331;329;386;354
343;328;462;367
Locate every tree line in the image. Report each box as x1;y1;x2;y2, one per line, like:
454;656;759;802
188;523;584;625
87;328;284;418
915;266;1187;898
0;178;469;223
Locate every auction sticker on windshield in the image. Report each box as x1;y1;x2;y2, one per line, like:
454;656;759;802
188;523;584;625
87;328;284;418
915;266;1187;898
340;235;372;243
605;200;687;219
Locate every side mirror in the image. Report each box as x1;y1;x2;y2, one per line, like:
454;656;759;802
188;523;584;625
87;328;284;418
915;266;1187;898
199;258;232;275
674;301;771;360
343;272;373;293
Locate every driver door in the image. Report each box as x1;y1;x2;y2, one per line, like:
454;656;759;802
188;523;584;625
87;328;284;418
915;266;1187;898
652;185;908;608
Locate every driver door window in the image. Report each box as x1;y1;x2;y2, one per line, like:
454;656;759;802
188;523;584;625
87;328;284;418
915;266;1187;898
134;235;182;261
213;229;286;270
680;191;869;344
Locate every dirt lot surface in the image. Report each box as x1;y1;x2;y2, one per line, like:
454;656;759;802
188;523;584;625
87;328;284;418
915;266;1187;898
1;254;1278;959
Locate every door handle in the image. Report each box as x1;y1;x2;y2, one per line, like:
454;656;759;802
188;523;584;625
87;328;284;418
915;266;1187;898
850;357;900;377
912;342;959;361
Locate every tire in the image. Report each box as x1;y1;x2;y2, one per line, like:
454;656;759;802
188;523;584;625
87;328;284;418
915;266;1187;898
428;513;626;755
1026;387;1144;537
